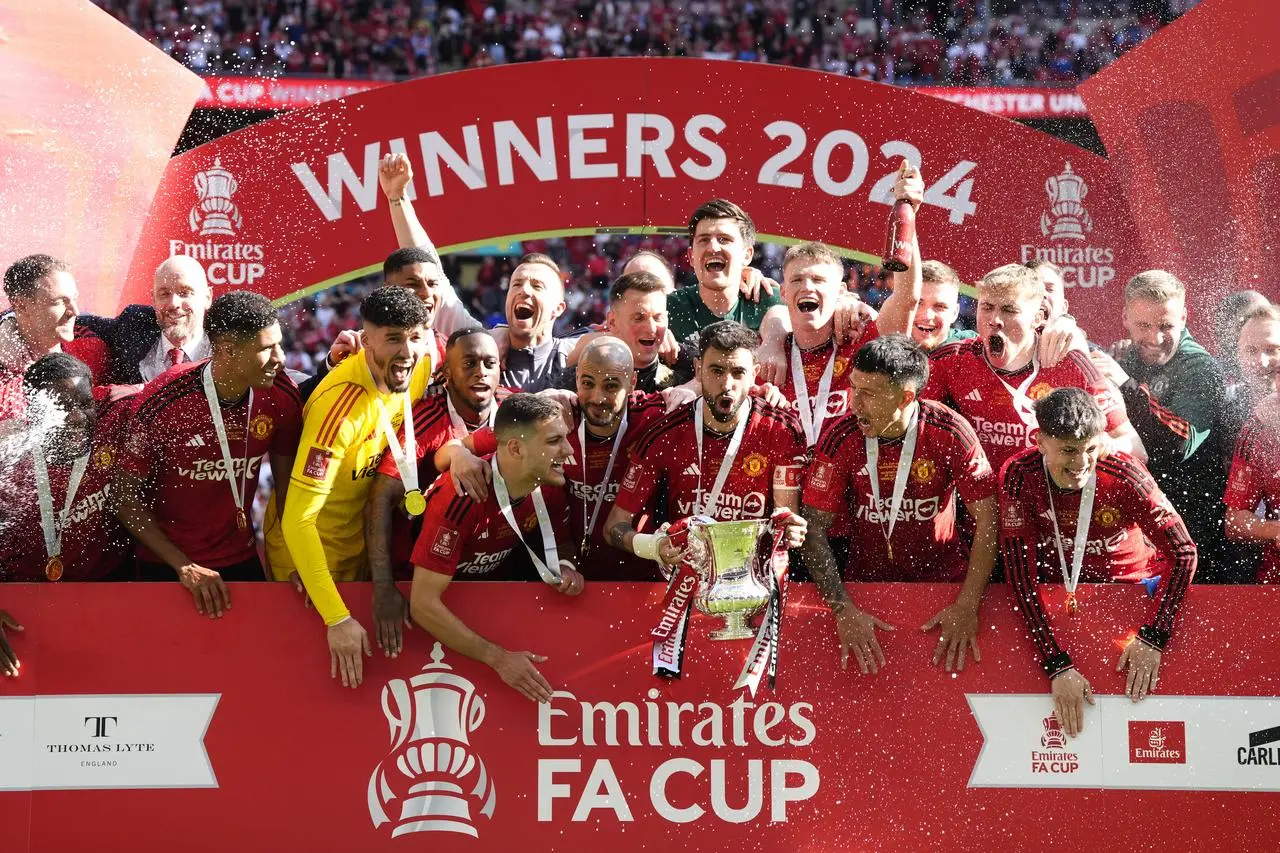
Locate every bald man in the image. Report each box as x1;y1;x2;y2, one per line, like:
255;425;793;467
78;255;214;385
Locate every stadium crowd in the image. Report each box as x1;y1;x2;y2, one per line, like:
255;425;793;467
92;0;1199;85
2;148;1277;739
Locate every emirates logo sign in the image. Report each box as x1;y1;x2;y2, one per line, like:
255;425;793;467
1128;721;1186;764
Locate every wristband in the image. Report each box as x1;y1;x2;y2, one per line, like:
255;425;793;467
1042;651;1074;679
632;533;663;562
1137;624;1169;651
328;615;352;628
387;196;406;204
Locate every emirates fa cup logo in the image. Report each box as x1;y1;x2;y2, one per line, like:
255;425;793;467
1040;714;1067;749
190;156;243;237
1041;162;1093;241
368;643;497;838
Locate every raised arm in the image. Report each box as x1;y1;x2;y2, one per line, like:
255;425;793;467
874;163;925;336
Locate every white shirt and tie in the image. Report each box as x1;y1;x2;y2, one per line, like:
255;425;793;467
138;333;211;382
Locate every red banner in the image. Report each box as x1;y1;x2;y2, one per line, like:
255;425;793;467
125;60;1146;340
194;75;1089;119
195;76;384;110
1080;0;1280;320
924;87;1088;118
1;582;1278;852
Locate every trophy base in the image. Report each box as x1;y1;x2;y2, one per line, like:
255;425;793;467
708;612;756;641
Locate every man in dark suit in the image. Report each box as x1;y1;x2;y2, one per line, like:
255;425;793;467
77;255;212;385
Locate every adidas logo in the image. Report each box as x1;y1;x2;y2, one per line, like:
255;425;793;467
478;529;489;539
683;463;701;477
964;389;983;402
186;435;206;448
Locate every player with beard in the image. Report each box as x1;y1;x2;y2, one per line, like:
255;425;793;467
1224;391;1280;584
365;328;501;657
77;255;213;385
268;286;434;689
802;336;998;674
1;255;111;420
605;321;808;569
410;394;583;703
1001;389;1196;736
0;354;135;582
666;200;783;342
116;292;301;613
1224;303;1280;448
1090;271;1227;578
922;264;1143;476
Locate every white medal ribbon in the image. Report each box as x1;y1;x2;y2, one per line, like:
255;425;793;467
201;365;254;521
1044;459;1096;596
32;449;89;561
576;408;628;548
864;403;921;551
375;389;418;495
990;354;1041;429
491;455;561;584
446;391;496;436
693;398;749;518
790;337;836;448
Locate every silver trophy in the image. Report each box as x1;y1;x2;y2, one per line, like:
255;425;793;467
686;518;772;641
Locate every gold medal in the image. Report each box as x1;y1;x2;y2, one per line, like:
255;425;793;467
236;508;248;530
45;555;64;582
404;489;427;517
579;536;591;562
886;540;893;562
1065;592;1080;615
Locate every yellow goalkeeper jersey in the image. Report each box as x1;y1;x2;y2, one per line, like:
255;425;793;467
265;348;431;625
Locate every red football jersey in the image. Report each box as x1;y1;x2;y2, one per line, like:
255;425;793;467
411;461;571;580
0;393;135;581
776;322;879;445
922;339;1127;473
803;400;996;581
374;392;492;576
120;361;302;569
1224;413;1280;583
615;397;806;523
565;391;668;580
999;449;1197;665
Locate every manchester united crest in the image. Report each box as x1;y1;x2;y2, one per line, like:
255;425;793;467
92;445;115;470
249;413;274;441
833;356;849;377
1028;382;1055;401
911;458;936;483
1094;505;1121;527
522;512;539;532
741;452;768;478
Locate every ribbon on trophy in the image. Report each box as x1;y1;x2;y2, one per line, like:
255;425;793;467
649;516;703;680
733;508;793;696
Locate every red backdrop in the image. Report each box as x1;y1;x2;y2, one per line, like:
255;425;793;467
123;59;1147;341
1;582;1279;852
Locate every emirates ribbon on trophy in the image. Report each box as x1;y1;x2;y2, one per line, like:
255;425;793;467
733;508;793;695
649;517;702;679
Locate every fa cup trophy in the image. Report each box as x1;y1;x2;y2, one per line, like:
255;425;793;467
687;518;772;640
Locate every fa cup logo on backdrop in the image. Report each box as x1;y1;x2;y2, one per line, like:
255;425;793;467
190;157;243;237
1041;162;1093;241
368;643;497;838
1040;714;1067;750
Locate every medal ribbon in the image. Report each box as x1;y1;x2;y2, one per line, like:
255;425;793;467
491;455;562;584
375;389;418;496
577;409;628;554
864;404;920;555
790;337;836;448
201;365;254;524
693;399;749;518
32;449;89;563
1044;458;1096;598
990;354;1041;429
445;391;496;436
733;511;793;695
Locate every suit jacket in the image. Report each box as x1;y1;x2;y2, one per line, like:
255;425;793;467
76;305;162;385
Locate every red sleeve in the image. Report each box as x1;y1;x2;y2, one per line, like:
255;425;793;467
546;485;573;556
801;432;852;514
999;455;1066;670
268;375;304;455
1113;456;1196;645
410;478;474;576
471;427;499;457
1070;351;1127;432
1224;418;1266;512
771;412;806;493
375;398;438;480
951;416;996;504
615;453;659;516
65;331;112;386
919;351;950;404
